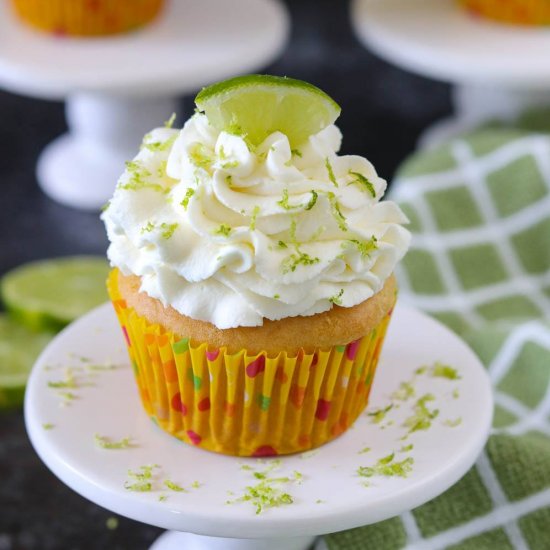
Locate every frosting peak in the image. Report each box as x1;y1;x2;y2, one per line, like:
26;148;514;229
102;114;410;329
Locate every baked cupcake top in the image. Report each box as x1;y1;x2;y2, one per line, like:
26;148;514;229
102;76;410;329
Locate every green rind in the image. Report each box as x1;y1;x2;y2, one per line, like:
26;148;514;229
195;74;341;114
1;256;110;331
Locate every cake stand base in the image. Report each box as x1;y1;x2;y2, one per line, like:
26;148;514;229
150;532;317;550
36;94;179;210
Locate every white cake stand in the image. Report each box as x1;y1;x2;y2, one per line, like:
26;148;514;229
25;302;492;549
351;0;550;149
0;0;289;210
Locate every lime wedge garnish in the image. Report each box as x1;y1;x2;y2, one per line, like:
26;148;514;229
0;314;53;410
1;257;110;332
195;74;341;148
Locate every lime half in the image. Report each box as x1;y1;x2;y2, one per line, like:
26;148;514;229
195;75;341;148
0;314;53;410
1;257;110;332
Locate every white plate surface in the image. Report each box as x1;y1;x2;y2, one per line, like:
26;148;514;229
25;302;492;538
0;0;289;98
352;0;550;88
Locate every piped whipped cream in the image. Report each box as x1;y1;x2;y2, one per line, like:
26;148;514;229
102;114;410;329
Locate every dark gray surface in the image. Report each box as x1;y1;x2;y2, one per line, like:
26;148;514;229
0;1;450;548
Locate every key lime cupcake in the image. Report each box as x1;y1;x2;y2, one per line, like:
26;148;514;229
102;75;410;456
10;0;164;36
458;0;550;25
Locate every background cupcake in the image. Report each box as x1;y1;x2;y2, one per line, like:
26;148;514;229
10;0;165;36
102;75;410;456
458;0;550;25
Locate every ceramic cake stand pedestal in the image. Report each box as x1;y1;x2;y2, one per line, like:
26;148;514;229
0;0;289;210
25;303;492;549
351;0;550;149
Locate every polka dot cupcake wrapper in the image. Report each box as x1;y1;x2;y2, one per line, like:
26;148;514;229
458;0;550;25
108;272;395;457
10;0;164;36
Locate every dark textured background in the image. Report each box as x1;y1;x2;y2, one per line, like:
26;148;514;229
0;1;450;548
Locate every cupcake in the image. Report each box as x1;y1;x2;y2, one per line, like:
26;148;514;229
10;0;164;36
102;75;410;457
458;0;550;25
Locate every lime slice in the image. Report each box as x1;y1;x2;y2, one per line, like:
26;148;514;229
195;74;341;148
1;257;110;332
0;314;53;410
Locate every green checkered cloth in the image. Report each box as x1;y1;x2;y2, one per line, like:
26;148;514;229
325;127;550;550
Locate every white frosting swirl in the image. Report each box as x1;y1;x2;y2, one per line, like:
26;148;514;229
102;114;410;329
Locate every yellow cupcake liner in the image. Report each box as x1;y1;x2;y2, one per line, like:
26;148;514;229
458;0;550;25
10;0;164;36
108;271;395;456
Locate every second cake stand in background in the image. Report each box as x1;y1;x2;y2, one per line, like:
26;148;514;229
25;302;493;550
351;0;550;149
0;0;289;211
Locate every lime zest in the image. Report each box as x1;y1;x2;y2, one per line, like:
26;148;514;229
277;189;299;210
358;454;414;479
125;464;159;492
348;170;376;198
95;434;133;450
143;134;177;153
400;444;414;452
403;394;439;435
164;480;188;492
160;223;178;239
342;237;378;258
277;240;288;249
431;362;461;380
181;188;195;210
281;251;320;274
305;190;318;211
249;206;260;231
141;221;155;234
213;224;232;237
358;446;371;455
367;404;393;424
391;380;416;402
189;143;214;170
273;294;280;300
120;161;167;194
42;423;55;430
325;158;338;187
453;388;460;399
291;149;303;158
444;417;462;428
159;495;168;502
47;368;77;389
191;481;203;489
329;289;344;306
326;192;347;231
164;113;177;128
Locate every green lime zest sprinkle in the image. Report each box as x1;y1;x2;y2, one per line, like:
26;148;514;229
106;517;119;530
228;480;293;515
291;149;303;158
191;481;203;489
157;160;168;178
42;423;55;430
400;444;414;452
181;188;195;210
305;190;318;211
101;201;110;212
277;189;299;210
240;464;254;471
249;206;260;231
159;495;168;502
277;240;288;249
358;447;371;455
342;237;378;258
160;223;178;239
367;404;393;424
58;391;77;402
189;143;214;170
281;251;320;274
141;221;155;234
273;294;280;300
48;368;77;389
358;454;414;479
415;366;428;376
325;157;338;187
213;224;232;237
391;381;415;402
125;464;159;492
316;499;325;504
431;362;461;380
444;417;462;428
404;394;439;434
164;480;187;492
222;160;239;169
453;388;460;399
144;134;177;153
326;191;347;231
329;288;344;306
164;113;176;128
348;170;376;198
120;161;167;194
95;434;133;450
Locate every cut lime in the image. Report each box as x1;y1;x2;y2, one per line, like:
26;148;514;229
195;74;341;148
1;257;110;332
0;314;53;410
